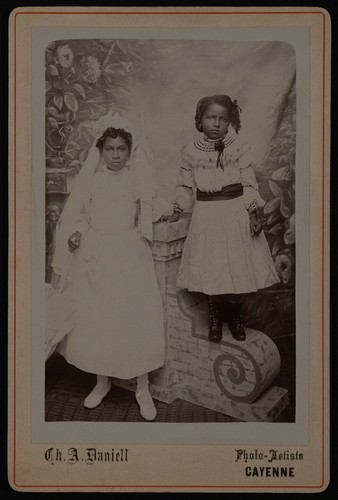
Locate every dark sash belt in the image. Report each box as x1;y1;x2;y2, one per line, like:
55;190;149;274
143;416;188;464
196;183;243;201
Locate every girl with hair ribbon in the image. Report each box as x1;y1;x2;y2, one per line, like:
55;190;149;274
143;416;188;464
163;95;280;343
46;111;168;421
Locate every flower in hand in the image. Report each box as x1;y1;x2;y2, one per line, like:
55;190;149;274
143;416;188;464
249;215;262;236
68;231;82;252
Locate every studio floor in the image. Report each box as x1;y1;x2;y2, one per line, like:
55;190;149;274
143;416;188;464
45;341;295;424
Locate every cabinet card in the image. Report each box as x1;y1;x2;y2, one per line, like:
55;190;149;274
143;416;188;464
8;6;330;493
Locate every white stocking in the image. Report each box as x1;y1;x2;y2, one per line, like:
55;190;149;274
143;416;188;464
136;373;149;391
96;375;110;390
136;373;156;421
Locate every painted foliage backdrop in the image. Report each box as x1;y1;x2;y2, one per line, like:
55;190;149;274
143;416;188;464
45;38;296;335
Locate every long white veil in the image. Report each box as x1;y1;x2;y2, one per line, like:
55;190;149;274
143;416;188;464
51;110;155;287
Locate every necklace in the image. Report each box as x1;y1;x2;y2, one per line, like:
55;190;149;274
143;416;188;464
194;135;235;168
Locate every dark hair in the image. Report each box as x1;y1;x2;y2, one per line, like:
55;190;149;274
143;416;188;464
194;95;241;134
96;127;133;153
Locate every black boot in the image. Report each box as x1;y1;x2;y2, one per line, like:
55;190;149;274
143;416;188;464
228;301;246;341
208;299;222;343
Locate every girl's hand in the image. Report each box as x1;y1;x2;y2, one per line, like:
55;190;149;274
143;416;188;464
68;231;82;252
161;212;180;223
249;216;262;236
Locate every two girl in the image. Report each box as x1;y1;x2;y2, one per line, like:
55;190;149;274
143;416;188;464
164;95;279;342
47;94;279;425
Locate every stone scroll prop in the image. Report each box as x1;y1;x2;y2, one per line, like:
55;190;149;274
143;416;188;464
116;215;289;422
150;289;288;422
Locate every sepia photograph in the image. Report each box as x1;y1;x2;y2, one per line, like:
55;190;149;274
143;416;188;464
8;7;330;492
44;36;296;425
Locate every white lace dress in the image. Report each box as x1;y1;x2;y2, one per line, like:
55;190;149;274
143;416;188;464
48;166;165;379
174;132;280;295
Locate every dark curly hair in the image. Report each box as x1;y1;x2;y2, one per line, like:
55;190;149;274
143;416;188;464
95;127;133;153
194;95;241;134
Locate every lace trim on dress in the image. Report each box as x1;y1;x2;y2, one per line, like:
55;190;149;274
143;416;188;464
180;137;252;171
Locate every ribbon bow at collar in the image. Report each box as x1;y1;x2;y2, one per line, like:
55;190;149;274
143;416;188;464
214;139;225;170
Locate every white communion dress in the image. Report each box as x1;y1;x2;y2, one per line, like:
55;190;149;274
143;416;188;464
174;131;280;296
47;166;165;379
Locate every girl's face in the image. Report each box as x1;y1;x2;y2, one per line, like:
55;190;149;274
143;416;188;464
200;103;230;139
101;136;130;171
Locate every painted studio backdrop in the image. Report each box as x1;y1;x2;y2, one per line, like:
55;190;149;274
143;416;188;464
45;38;296;423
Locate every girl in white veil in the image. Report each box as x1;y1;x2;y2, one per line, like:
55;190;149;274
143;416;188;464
46;111;168;421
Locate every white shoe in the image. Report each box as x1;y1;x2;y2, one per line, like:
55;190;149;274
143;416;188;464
135;387;157;421
84;380;111;409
